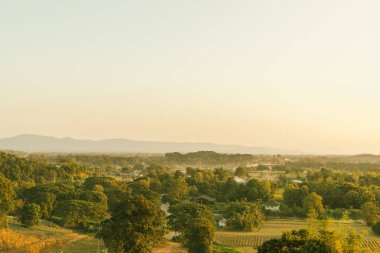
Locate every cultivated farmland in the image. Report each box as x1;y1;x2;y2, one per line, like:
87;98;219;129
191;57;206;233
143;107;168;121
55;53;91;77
215;219;380;253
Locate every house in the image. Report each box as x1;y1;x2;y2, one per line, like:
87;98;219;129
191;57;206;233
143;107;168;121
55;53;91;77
291;179;303;184
193;195;216;205
263;200;280;211
234;176;246;184
214;214;227;228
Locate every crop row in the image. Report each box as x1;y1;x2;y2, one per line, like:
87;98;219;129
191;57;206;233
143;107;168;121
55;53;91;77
215;234;380;251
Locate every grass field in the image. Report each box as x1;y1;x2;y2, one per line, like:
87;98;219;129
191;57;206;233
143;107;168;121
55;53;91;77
248;171;285;181
7;217;187;253
5;217;106;253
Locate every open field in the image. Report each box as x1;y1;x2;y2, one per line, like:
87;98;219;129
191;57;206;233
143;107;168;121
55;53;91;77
7;217;187;253
215;219;380;253
5;217;106;253
248;171;285;181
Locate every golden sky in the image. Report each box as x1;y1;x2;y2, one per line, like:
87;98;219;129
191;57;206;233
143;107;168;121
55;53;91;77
1;0;380;154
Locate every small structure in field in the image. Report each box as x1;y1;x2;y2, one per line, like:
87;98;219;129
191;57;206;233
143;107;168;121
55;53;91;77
263;200;280;211
194;195;216;205
214;214;227;228
291;179;303;184
234;176;247;184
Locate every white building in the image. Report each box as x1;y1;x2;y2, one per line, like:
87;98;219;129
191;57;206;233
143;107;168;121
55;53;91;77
263;200;280;211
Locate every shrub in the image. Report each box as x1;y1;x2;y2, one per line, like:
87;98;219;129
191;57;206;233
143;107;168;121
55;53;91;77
372;221;380;235
20;203;41;227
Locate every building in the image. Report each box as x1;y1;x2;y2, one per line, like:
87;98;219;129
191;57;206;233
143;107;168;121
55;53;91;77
193;195;216;205
263;200;280;211
214;214;227;228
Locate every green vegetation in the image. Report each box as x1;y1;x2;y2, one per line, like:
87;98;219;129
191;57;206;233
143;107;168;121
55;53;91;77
2;151;380;252
224;201;264;231
99;193;165;253
169;203;216;253
20;203;41;227
0;172;15;227
258;219;369;253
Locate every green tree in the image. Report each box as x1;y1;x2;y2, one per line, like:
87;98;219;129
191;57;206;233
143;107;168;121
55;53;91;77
225;201;265;232
283;185;309;208
303;192;324;217
54;200;107;228
0;173;15;227
258;224;368;253
362;201;380;226
168;203;216;253
258;229;329;253
99;194;165;253
164;176;189;203
23;183;73;218
372;221;380;235
235;167;249;178
20;203;41;227
187;218;216;253
240;179;271;202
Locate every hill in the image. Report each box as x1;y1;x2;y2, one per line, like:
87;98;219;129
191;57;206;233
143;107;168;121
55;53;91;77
0;134;295;154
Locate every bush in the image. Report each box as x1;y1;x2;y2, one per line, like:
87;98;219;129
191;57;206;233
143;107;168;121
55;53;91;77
349;209;362;220
48;216;64;226
372;221;380;235
213;245;241;253
20;203;41;227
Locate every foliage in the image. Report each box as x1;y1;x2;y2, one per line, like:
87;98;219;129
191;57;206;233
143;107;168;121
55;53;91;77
283;185;309;208
99;194;165;253
224;201;265;231
165;151;256;167
168;203;216;253
259;219;368;253
212;245;241;253
83;177;121;191
258;229;329;253
302;192;324;217
235;167;249;178
22;183;74;217
362;201;380;226
187;217;216;253
20;203;41;227
372;221;380;235
54;200;107;228
0;172;15;227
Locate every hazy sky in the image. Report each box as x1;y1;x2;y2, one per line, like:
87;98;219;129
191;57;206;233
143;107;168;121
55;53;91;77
1;0;380;154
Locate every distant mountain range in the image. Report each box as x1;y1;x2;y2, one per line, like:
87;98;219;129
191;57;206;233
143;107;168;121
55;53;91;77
0;134;297;154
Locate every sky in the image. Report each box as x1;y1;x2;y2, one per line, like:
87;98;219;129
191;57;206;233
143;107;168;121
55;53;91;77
1;0;380;154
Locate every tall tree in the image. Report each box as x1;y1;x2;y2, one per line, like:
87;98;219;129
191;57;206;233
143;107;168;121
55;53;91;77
362;201;380;226
168;203;216;253
99;194;165;253
225;201;265;232
303;192;324;217
54;200;107;228
186;218;216;253
20;203;41;227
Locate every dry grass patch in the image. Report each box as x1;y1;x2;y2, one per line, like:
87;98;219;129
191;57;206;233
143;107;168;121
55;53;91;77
0;229;62;253
153;242;187;253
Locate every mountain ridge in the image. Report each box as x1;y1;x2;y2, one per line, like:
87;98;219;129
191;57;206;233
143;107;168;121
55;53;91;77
0;134;298;154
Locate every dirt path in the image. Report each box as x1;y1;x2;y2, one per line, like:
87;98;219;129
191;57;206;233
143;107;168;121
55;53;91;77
153;242;187;253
